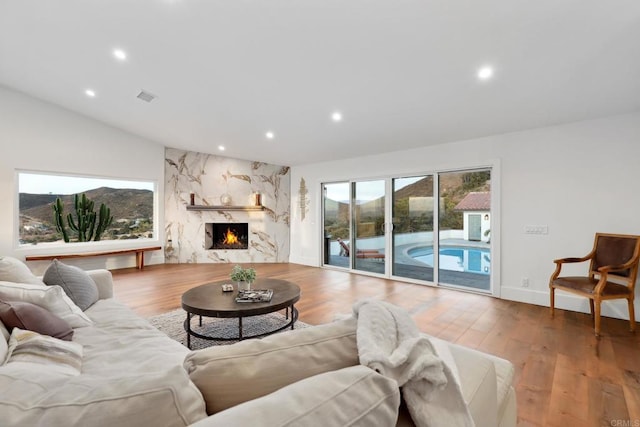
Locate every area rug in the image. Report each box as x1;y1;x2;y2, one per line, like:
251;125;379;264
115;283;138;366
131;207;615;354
147;308;309;350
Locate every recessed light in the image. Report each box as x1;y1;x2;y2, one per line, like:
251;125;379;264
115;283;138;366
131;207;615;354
265;131;275;140
113;49;127;61
218;145;225;151
85;89;96;98
477;66;494;81
331;112;343;122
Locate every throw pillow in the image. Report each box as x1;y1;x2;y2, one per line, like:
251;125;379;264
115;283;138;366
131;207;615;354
0;256;44;285
0;321;8;364
0;281;92;328
184;317;358;414
43;259;99;311
0;300;73;341
189;366;400;427
4;328;83;376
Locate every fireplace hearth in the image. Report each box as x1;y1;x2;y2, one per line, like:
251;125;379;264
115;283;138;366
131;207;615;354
205;223;249;250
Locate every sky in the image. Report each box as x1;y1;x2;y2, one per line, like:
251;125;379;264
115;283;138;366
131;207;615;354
324;176;424;202
19;172;154;195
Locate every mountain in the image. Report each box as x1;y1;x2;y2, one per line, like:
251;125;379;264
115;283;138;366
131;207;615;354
20;187;153;225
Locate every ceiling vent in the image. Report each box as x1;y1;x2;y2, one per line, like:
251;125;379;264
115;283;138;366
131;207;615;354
136;90;156;103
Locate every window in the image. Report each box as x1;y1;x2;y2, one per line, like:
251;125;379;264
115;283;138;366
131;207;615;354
18;171;156;246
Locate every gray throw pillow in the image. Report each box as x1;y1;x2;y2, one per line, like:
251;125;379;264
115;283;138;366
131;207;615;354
43;260;99;311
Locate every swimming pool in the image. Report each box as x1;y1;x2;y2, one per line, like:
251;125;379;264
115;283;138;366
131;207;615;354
408;245;491;275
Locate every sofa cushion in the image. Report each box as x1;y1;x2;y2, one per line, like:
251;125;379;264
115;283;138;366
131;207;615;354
4;328;83;375
43;260;99;311
0;256;43;285
0;321;8;363
184;317;358;414
190;365;400;427
0;365;207;427
448;341;498;427
0;281;92;328
0;299;73;340
0;298;208;427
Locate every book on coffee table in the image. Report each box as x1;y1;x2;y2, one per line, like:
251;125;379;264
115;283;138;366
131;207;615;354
236;289;274;303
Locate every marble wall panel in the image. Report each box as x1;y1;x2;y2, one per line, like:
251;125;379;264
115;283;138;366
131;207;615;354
165;148;290;263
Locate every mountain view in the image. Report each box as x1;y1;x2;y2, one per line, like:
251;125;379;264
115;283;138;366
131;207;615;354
19;187;154;244
324;171;491;240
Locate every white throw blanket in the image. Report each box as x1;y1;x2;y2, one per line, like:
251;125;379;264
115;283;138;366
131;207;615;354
353;300;474;427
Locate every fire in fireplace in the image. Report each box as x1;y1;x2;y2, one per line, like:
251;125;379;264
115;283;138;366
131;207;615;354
205;223;249;250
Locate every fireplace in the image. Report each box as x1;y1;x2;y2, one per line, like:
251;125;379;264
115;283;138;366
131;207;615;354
205;223;249;250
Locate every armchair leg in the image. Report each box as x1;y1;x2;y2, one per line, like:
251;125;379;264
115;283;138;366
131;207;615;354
594;301;602;338
589;299;595;317
550;287;555;317
628;298;636;333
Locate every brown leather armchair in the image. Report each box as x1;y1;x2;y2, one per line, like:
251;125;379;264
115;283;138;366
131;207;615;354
549;232;640;337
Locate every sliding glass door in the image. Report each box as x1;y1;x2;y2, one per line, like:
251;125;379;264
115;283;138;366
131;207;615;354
322;180;387;275
322;182;350;268
437;170;491;291
322;167;493;293
352;180;386;275
391;175;434;282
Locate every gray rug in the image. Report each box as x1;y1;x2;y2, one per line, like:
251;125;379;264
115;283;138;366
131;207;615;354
147;308;309;350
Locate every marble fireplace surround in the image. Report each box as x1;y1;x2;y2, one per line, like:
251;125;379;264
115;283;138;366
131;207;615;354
165;148;290;263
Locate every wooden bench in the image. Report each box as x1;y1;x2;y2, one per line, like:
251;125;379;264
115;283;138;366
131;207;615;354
25;246;162;270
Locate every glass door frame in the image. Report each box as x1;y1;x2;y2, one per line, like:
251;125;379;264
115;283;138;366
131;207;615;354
320;160;500;297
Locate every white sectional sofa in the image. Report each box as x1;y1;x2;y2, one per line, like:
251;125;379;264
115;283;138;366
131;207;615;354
0;265;516;427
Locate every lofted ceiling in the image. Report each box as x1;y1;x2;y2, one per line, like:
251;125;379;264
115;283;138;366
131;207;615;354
1;1;640;166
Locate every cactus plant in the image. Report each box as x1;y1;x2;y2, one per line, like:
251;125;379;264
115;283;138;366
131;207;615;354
94;203;113;241
52;193;114;242
67;193;96;242
52;197;70;243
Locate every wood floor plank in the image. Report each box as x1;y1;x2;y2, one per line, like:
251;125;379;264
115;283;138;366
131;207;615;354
111;263;640;426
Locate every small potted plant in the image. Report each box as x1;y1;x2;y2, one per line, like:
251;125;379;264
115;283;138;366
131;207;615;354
230;265;257;291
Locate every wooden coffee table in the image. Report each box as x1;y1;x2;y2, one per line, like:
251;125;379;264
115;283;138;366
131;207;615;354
181;278;300;349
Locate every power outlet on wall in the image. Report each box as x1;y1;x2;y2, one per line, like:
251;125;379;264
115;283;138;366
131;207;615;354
521;277;530;288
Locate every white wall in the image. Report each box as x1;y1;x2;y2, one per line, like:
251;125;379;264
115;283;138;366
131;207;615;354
0;86;166;274
290;111;640;321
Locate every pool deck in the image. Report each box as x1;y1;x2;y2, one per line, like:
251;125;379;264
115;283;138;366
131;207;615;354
326;239;491;291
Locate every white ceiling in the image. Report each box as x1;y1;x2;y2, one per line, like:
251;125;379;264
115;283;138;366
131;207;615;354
2;1;640;166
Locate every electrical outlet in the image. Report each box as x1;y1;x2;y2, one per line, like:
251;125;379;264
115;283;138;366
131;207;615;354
522;277;529;287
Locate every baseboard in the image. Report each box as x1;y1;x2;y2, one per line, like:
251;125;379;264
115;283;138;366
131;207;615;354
288;255;320;267
501;286;635;321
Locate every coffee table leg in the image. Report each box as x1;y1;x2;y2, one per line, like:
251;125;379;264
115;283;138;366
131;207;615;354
186;312;192;349
239;317;243;340
199;315;202;327
286;307;289;320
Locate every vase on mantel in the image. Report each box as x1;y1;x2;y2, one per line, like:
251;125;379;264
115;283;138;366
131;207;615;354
220;193;232;206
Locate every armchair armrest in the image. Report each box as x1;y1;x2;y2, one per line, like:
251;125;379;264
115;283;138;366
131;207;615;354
597;260;636;274
86;269;113;299
550;252;595;281
553;254;593;264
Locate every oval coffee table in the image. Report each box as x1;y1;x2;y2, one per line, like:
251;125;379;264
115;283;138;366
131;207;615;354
181;278;300;349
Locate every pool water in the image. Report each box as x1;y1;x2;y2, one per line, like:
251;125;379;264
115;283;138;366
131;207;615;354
408;246;491;275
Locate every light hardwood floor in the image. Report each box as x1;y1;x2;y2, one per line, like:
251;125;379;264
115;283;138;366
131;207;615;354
111;263;640;427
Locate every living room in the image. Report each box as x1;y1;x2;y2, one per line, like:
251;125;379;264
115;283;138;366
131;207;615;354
1;2;640;426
